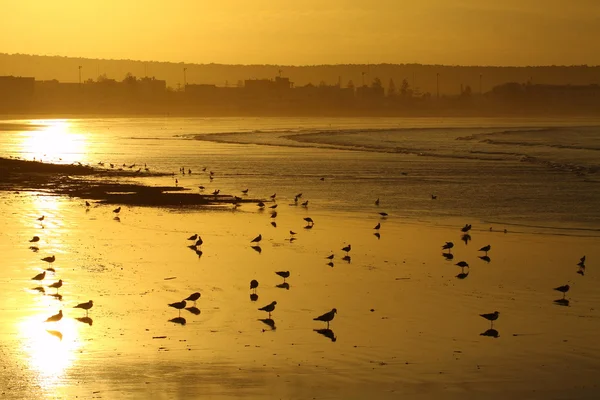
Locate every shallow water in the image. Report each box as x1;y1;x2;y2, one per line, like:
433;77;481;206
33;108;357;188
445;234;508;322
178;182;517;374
1;117;600;399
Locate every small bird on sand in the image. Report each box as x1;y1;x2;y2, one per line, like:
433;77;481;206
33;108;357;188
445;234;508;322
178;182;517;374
379;212;388;217
554;284;570;298
41;255;55;263
275;271;290;282
290;230;297;236
48;279;63;293
37;215;45;222
341;244;351;254
480;311;499;327
184;292;201;305
195;237;203;247
242;189;249;194
375;198;380;206
251;234;262;243
431;194;437;200
257;201;265;208
374;223;380;230
32;271;46;281
326;254;334;260
113;207;121;214
442;242;454;252
270;211;278;218
270;193;276;200
313;308;337;328
250;279;259;292
461;224;472;232
212;190;220;195
74;300;94;316
169;300;187;316
304;217;314;226
29;236;40;243
85;201;91;207
45;310;63;323
259;301;277;317
187;234;198;241
455;261;469;268
269;204;278;209
301;200;309;207
479;244;491;255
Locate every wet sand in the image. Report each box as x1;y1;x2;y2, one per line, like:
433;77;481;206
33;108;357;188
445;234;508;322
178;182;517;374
1;189;600;399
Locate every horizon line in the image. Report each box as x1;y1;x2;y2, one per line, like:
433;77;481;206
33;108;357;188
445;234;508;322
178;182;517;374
3;52;600;69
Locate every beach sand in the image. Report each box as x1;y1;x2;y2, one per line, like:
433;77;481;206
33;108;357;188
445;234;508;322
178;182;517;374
1;190;600;399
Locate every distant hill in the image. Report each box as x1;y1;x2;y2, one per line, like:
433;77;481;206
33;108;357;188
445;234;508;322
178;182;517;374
2;53;599;96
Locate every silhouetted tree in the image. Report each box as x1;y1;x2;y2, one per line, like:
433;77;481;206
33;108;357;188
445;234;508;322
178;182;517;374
387;79;396;97
400;79;410;96
97;73;109;83
123;72;136;84
372;77;382;89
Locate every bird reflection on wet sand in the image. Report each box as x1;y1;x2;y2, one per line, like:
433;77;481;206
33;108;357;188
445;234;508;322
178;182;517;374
374;232;381;240
342;255;351;263
76;316;93;326
456;271;469;279
480;328;499;338
461;234;471;245
251;245;262;254
554;298;570;307
479;255;491;263
185;306;201;315
46;330;63;340
49;293;63;301
276;282;290;290
442;253;454;261
314;328;337;342
250;293;259;302
169;317;187;325
259;318;276;331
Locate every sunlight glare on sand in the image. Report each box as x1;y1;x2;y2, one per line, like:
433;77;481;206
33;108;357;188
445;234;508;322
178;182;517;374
18;120;87;164
18;314;81;393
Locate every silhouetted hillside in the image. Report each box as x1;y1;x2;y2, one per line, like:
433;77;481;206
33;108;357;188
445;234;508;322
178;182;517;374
2;53;599;96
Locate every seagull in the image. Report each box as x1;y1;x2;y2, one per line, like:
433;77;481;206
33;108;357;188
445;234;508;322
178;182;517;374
37;215;45;222
313;308;337;328
379;212;388;217
74;300;94;316
29;236;40;243
198;186;205;190
326;254;334;260
275;271;290;282
195;237;203;247
327;262;334;267
269;204;278;209
113;207;121;214
187;234;198;241
184;292;201;305
289;230;297;236
242;189;249;194
41;255;55;263
85;201;91;207
480;311;499;327
45;310;63;323
554;284;570;298
258;301;277;317
270;193;276;200
479;244;491;255
32;271;46;281
303;217;314;226
301;200;309;207
271;222;277;228
212;189;220;196
442;242;454;252
257;201;265;208
295;193;303;199
48;279;63;293
270;212;278;218
461;224;472;232
375;198;380;206
431;194;437;200
251;234;262;243
374;223;380;230
341;244;351;254
168;300;187;317
250;279;259;293
455;261;469;268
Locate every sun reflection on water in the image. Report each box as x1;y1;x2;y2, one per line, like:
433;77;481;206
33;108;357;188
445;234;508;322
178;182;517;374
18;120;87;165
18;314;82;393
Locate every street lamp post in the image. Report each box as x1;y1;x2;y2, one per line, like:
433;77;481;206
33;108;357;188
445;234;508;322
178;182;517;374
78;65;82;84
183;67;187;90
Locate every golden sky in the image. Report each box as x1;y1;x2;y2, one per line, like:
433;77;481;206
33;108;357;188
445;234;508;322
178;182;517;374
2;0;599;66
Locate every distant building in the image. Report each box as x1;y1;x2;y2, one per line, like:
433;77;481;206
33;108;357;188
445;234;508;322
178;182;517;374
0;76;35;111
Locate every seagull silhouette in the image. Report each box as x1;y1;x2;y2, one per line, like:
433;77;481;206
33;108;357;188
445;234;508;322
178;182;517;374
250;279;259;293
374;223;380;230
29;236;40;243
48;279;63;293
74;300;94;316
341;244;351;254
32;271;46;281
479;244;491;255
113;207;121;214
554;284;570;299
313;308;337;328
442;242;454;252
187;234;198;241
275;271;290;282
168;300;187;317
184;292;201;305
41;255;55;263
480;311;499;327
258;301;277;317
251;234;262;243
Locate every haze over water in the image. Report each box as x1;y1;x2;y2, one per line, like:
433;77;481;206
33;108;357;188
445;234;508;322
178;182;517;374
1;117;600;399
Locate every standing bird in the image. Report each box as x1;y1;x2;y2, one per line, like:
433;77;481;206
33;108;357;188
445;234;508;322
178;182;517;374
195;237;203;247
455;261;469;268
251;234;262;243
313;308;337;328
257;201;265;208
74;300;94;316
270;211;278;219
275;271;290;282
431;194;437;200
258;301;277;317
270;193;276;200
41;255;55;264
187;234;198;241
37;215;45;222
341;244;351;254
374;223;380;230
480;311;499;327
442;242;454;252
379;212;388;217
554;284;570;299
31;271;46;281
303;217;314;226
113;207;121;214
326;254;334;260
479;244;491;255
168;300;187;317
289;230;297;236
48;279;63;294
461;224;472;232
29;236;40;243
375;198;380;206
184;292;201;305
45;310;63;323
242;189;249;194
250;279;259;293
269;204;278;209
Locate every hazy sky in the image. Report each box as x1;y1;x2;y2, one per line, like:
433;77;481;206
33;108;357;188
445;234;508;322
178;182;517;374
2;0;599;66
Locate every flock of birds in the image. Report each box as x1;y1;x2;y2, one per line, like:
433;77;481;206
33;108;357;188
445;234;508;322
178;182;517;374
27;218;94;333
440;223;587;338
